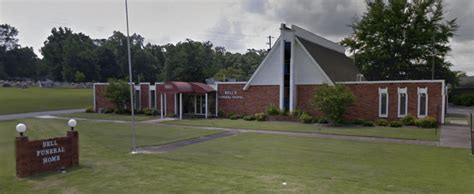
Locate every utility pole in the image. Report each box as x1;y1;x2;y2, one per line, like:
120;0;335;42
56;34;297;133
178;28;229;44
431;34;435;80
125;0;136;153
267;35;274;50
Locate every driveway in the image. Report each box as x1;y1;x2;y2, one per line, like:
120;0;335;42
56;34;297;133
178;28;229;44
440;124;472;148
0;109;85;121
447;103;474;117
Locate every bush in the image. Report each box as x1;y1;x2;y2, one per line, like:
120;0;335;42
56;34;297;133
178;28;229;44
374;119;389;126
352;118;367;125
230;114;241;120
415;116;437;128
243;115;256;121
279;108;289;116
362;120;374;127
313;85;355;124
265;104;280;116
452;94;474;106
291;109;304;117
135;109;144;114
300;113;313;123
103;108;114;114
85;106;94;113
389;120;403;127
227;112;235;118
255;113;266;121
104;79;130;113
400;115;416;126
312;116;321;123
217;111;225;118
318;117;328;124
143;108;152;115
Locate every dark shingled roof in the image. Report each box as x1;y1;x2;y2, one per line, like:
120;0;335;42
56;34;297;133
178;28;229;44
297;37;361;82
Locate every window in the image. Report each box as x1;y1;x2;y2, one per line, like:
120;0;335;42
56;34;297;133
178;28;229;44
134;89;140;110
379;88;388;117
398;87;408;117
150;90;156;110
418;87;428;117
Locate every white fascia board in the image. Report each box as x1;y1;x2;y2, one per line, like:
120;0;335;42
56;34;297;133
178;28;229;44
338;80;445;84
292;24;345;54
215;81;247;84
295;38;334;86
93;82;109;85
441;80;445;124
243;37;282;90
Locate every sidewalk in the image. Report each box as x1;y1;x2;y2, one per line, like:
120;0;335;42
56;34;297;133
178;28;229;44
440;124;471;148
0;109;85;121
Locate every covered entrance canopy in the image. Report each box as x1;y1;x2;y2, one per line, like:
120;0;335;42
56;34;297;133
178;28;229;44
157;81;216;120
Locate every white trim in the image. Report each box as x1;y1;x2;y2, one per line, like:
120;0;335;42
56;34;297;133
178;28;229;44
205;93;208;119
160;93;164;119
179;93;183;120
289;35;295;112
279;36;285;110
441;80;446;124
194;95;197;114
244;38;282;90
93;84;96;112
93;82;109;85
397;87;408;118
295;38;334;86
379;87;388;118
164;94;167;116
338;80;445;84
174;94;177;115
149;85;156;109
417;87;428;118
215;81;247;85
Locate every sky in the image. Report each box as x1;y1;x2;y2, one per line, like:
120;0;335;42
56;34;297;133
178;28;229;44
0;0;472;74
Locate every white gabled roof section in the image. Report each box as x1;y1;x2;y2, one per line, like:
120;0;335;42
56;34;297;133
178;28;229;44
294;38;334;85
292;25;345;54
243;38;282;90
293;39;332;85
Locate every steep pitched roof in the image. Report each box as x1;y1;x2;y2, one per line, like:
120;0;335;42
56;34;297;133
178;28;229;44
297;37;361;82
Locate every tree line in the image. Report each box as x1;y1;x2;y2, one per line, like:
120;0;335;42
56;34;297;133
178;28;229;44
0;24;267;83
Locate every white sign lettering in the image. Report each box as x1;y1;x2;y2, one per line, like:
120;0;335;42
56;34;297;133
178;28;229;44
219;90;243;99
36;140;65;164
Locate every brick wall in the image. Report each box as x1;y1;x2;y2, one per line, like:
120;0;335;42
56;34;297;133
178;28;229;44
217;84;280;115
94;84;115;112
16;131;79;177
140;84;149;110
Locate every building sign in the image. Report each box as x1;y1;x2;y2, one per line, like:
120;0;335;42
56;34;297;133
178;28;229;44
16;131;79;177
219;90;244;99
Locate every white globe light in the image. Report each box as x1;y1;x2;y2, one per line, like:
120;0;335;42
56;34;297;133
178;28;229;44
68;119;77;128
16;123;27;133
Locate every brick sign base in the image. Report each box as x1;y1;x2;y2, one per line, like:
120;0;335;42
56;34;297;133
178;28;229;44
16;131;79;177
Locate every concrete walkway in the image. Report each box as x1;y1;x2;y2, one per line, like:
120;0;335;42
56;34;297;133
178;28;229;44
0;109;85;121
440;124;472;148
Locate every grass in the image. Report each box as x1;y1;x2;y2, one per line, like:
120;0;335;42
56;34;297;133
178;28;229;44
445;116;470;125
163;119;439;141
0;88;92;115
0;118;473;193
60;112;158;121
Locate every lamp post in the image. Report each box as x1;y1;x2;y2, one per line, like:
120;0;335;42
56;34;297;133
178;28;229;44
16;123;27;136
68;119;77;131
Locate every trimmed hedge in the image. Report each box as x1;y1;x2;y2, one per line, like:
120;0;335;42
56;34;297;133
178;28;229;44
243;115;256;121
389;120;403;128
230;114;241;120
255;113;266;121
299;113;313;123
400;115;416;126
374;119;388;126
415;116;437;128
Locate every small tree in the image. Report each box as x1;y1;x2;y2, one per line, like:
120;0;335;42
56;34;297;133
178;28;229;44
104;79;130;113
74;71;85;83
313;85;355;125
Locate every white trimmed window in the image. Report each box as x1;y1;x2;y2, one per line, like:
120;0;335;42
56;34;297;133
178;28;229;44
398;87;408;117
417;87;428;117
134;85;141;110
379;88;388;117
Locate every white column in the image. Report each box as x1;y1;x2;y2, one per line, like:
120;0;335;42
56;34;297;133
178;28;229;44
205;93;208;119
279;30;285;110
174;94;177;115
289;36;295;112
164;94;167;116
179;93;183;120
215;92;218;116
194;95;197;114
160;93;164;119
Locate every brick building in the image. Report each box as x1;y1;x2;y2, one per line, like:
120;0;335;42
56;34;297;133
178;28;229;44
94;24;446;123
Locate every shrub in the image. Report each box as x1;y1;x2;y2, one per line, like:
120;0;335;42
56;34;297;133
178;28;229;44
226;112;235;118
135;109;144;114
279;108;289;116
291;109;304;117
400;114;416;126
318;117;328;124
374;119;389;126
313;85;355;125
265;104;280;115
312;116;321;123
362;120;374;127
217;111;225;118
103;108;114;114
352;118;367;125
85;106;94;113
389;120;403;127
415;116;437;128
452;94;474;106
255;113;266;121
300;113;313;123
230;114;241;120
143;108;152;115
243;115;256;121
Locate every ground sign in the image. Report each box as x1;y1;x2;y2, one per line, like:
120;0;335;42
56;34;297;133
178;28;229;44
16;131;79;177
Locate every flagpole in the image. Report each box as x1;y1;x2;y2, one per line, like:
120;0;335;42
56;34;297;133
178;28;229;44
125;0;136;153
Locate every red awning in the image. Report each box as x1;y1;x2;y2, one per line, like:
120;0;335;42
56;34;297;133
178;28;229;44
156;81;215;94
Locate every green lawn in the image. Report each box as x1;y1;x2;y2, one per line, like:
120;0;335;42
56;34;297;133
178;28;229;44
60;112;158;122
0;88;92;115
445;116;470;125
0;118;473;193
163;119;439;141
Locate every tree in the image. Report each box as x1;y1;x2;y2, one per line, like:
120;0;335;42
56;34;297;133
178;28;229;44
3;47;39;79
313;85;355;125
0;24;19;50
74;71;85;83
104;79;130;113
213;67;247;81
341;0;458;85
